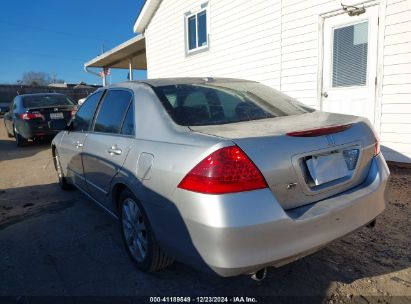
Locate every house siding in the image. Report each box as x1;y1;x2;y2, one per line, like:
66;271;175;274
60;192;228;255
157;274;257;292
381;0;411;162
280;0;335;107
145;0;411;162
146;0;282;88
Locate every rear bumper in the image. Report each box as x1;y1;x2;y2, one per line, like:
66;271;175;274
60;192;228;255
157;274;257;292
172;154;389;277
15;120;58;139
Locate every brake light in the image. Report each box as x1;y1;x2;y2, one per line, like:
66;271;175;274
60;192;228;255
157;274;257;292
287;124;352;137
20;112;44;120
178;146;267;194
374;135;380;156
71;106;78;117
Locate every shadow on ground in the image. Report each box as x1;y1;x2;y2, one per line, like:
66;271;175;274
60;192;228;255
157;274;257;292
0;176;409;301
0;138;51;162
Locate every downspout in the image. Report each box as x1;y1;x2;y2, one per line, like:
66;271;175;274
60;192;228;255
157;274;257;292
84;65;105;86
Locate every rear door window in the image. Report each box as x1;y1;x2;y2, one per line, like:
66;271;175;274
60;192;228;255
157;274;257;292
93;90;132;134
72;91;103;132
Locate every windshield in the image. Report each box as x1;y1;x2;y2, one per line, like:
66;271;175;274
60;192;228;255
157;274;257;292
23;95;75;108
152;81;314;126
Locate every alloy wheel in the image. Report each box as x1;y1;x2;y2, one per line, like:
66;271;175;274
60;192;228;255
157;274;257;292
121;198;148;262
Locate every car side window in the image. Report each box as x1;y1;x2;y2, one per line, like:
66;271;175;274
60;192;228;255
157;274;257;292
120;102;135;136
93;90;132;134
72;91;103;132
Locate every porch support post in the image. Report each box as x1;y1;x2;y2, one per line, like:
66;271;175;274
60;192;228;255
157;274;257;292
128;59;133;81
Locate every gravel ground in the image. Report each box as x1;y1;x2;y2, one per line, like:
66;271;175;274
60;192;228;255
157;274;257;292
0;119;410;303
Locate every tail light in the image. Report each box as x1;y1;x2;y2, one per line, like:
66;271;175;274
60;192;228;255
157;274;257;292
286;124;352;137
71;106;79;117
178;146;267;194
374;135;380;156
20;112;44;120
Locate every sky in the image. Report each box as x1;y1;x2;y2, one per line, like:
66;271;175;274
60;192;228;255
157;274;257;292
0;0;147;85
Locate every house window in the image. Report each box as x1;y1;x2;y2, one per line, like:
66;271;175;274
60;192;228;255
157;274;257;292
186;7;208;53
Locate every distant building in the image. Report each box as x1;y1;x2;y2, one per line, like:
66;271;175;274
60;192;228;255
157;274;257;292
48;82;99;89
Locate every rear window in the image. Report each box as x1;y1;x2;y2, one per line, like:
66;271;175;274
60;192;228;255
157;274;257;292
23;95;75;108
152;82;314;126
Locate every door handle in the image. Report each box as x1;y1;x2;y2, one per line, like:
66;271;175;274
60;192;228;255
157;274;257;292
74;141;83;148
322;92;329;98
107;146;122;155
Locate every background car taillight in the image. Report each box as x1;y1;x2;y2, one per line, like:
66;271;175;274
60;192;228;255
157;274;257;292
71;106;79;117
20;112;44;120
178;146;267;194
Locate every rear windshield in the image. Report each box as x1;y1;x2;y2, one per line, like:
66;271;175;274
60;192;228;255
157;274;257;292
23;95;75;108
152;82;314;126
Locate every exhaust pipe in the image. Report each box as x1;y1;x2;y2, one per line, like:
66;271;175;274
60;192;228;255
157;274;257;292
251;268;267;282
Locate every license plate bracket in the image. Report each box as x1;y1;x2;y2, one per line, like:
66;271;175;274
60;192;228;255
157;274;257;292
306;152;349;186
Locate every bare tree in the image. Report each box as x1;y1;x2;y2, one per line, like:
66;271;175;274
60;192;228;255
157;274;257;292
50;72;65;84
20;71;65;86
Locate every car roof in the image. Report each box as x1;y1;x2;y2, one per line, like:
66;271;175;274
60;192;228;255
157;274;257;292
107;77;256;89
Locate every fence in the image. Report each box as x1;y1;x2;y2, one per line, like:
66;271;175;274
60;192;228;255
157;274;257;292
0;85;100;103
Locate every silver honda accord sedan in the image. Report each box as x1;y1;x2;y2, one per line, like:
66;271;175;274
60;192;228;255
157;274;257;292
50;78;389;278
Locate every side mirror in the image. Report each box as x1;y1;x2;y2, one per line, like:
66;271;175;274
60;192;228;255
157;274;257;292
49;119;68;131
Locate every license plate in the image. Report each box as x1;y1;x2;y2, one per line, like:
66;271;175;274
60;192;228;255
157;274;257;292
50;112;64;119
306;152;349;186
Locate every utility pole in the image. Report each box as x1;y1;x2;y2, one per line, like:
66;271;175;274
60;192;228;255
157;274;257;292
51;72;57;84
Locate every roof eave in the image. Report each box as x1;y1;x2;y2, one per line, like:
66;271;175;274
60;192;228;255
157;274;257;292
84;34;146;70
133;0;162;33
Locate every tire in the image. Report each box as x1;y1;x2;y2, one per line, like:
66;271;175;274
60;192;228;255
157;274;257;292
55;151;74;191
14;127;28;147
119;189;173;272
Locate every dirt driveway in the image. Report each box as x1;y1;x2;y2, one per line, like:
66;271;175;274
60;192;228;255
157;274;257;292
0;119;410;303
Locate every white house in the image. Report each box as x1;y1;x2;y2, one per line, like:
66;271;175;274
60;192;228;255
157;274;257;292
85;0;411;163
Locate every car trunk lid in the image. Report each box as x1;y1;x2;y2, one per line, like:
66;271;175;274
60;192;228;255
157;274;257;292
190;111;376;210
27;105;73;120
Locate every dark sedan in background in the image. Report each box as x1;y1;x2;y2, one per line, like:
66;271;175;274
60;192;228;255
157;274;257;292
4;93;77;146
0;102;10;117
